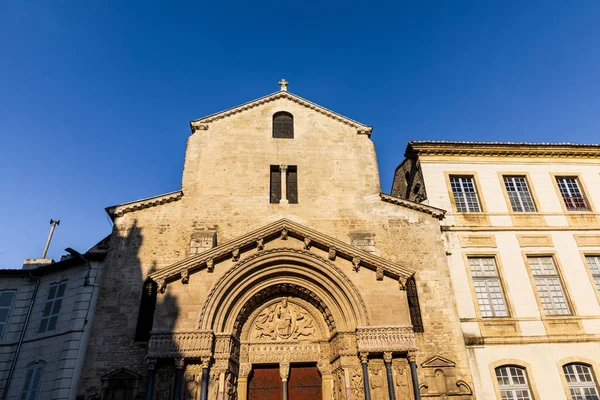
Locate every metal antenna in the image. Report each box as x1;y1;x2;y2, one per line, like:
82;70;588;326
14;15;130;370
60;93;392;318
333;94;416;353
41;219;60;259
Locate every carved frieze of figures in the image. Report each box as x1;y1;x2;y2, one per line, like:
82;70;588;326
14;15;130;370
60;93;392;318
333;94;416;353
250;298;316;340
368;361;387;400
350;367;365;400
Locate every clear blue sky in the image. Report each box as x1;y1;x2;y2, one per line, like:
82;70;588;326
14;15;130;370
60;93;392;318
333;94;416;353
1;1;599;268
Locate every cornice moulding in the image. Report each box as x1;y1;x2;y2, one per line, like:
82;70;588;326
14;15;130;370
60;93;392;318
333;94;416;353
379;193;446;219
106;190;183;218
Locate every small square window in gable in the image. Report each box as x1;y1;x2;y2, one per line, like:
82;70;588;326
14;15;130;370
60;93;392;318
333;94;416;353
189;230;217;256
350;232;376;254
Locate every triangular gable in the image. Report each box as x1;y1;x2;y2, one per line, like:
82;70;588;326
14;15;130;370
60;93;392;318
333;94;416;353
189;91;373;136
149;218;415;287
421;355;456;368
101;368;141;381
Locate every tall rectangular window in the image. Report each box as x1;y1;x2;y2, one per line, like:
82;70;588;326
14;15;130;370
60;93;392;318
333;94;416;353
556;177;589;211
503;176;536;212
449;176;482;212
468;257;509;317
39;282;66;333
527;256;571;316
286;166;298;204
585;256;600;293
0;290;16;337
270;166;281;204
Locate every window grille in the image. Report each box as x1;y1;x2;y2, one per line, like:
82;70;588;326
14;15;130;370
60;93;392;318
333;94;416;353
563;363;600;400
39;282;66;333
585;256;600;293
19;362;45;400
495;366;533;400
468;258;509;317
273;112;294;138
503;176;536;212
406;277;424;332
0;290;16;337
286;166;298;204
270;166;281;203
134;279;158;342
527;256;571;316
556;177;589;211
449;176;482;212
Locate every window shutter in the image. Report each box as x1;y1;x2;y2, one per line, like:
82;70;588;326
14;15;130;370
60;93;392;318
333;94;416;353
286;167;298;204
270;167;281;203
19;363;44;400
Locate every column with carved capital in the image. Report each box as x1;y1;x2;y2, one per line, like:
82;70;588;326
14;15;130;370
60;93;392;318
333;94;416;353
317;360;334;400
360;352;371;400
174;358;185;400
145;358;157;400
280;362;290;400
383;352;396;400
237;363;252;400
200;357;210;400
408;351;421;400
280;165;288;204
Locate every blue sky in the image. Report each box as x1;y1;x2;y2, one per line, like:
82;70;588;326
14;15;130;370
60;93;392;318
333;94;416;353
1;1;599;268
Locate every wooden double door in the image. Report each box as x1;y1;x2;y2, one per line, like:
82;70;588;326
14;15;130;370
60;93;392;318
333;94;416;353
248;364;322;400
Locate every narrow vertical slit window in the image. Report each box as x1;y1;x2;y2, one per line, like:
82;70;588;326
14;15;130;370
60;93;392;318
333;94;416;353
0;290;16;337
556;177;589;211
503;176;536;212
585;255;600;293
468;257;509;317
449;176;482;212
406;277;424;332
134;279;158;342
39;282;66;333
286;166;298;204
527;256;571;316
270;166;281;204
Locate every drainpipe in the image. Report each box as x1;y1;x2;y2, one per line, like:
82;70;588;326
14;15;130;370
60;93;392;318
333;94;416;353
2;273;40;400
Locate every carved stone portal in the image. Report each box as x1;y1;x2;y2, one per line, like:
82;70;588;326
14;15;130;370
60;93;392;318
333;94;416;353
250;298;316;340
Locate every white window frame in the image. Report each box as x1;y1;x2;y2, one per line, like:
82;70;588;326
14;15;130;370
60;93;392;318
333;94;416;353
585;256;600;294
563;363;600;399
556;176;589;211
468;257;509;318
527;256;571;316
449;176;482;212
503;176;537;212
39;282;66;333
19;362;44;400
0;290;16;338
495;366;533;400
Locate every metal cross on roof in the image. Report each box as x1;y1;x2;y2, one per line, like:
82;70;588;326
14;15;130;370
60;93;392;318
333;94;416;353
278;79;288;92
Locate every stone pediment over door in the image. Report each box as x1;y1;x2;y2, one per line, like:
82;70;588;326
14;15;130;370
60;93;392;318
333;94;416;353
148;218;416;292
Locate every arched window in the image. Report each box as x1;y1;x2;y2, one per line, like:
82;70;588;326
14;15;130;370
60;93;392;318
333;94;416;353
19;362;45;400
495;366;533;400
273;112;294;138
563;363;600;399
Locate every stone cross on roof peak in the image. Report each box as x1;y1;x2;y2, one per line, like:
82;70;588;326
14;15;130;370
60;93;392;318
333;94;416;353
278;79;289;92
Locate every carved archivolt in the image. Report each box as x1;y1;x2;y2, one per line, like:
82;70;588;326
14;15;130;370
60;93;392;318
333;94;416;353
198;248;369;333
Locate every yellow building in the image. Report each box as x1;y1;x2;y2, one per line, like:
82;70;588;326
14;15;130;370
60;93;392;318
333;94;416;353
392;141;600;399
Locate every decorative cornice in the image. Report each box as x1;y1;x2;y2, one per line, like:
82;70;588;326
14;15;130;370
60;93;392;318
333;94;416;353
406;141;600;159
379;193;446;219
148;218;416;285
355;326;416;352
189;91;372;136
106;190;183;219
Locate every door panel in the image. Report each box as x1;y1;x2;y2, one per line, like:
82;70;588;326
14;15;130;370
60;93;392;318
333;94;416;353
288;365;322;400
248;366;282;400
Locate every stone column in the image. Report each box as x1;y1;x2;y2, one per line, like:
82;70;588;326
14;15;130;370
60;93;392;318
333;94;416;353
174;358;185;400
408;351;421;400
317;360;334;400
280;362;290;400
145;358;157;400
237;363;252;400
200;357;210;400
280;165;288;204
383;352;396;400
360;352;371;400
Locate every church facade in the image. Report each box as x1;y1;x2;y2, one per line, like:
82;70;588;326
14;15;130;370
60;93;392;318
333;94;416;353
78;82;475;400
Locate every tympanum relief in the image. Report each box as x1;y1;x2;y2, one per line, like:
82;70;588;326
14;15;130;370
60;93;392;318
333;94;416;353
250;298;316;341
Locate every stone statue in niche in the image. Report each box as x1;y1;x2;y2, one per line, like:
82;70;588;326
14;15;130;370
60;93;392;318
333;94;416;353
369;364;385;400
251;298;316;340
394;363;410;399
184;365;201;400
